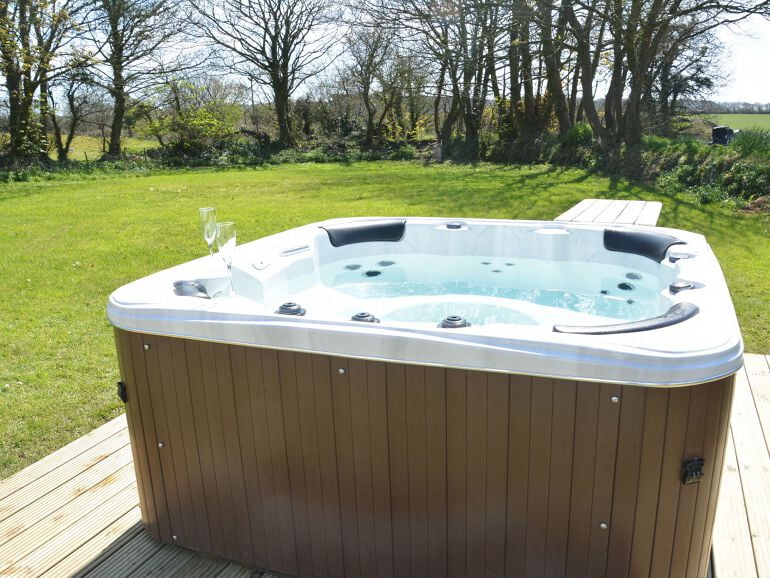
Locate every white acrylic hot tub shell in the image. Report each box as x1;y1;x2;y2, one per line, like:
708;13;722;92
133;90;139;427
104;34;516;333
107;217;744;386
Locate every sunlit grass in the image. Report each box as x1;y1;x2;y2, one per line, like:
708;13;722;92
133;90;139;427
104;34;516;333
1;161;768;478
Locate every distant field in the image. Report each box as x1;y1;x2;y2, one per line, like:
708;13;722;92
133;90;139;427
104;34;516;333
712;114;770;130
58;135;156;160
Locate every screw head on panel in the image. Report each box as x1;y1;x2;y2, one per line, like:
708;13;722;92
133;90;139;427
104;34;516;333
143;343;150;350
338;368;345;375
611;395;621;404
158;441;165;448
600;522;609;530
172;535;178;541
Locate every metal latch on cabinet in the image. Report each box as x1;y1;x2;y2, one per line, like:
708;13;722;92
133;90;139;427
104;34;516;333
117;381;128;403
682;457;705;484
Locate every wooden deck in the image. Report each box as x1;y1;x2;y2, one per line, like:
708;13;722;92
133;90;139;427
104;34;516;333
555;198;663;226
0;355;766;576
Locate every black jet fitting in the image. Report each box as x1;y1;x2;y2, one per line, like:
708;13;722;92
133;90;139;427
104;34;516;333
276;302;306;316
439;315;471;328
351;312;380;323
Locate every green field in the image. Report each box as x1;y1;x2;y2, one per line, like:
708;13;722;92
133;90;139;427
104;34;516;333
1;162;769;479
55;135;156;160
713;114;770;130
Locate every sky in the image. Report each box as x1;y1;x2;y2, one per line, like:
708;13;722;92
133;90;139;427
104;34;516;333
715;16;770;103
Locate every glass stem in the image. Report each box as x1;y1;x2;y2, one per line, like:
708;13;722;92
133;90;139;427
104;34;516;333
227;264;233;296
208;243;214;258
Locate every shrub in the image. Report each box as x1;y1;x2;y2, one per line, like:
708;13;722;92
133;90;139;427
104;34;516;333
730;128;770;158
390;144;417;160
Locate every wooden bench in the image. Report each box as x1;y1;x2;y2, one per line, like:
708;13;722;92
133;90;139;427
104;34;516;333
555;198;662;226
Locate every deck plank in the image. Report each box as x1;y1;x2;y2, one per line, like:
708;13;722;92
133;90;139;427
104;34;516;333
555;198;662;226
635;202;663;226
614;201;648;224
595;199;630;223
568;198;614;222
712;357;770;578
0;425;129;521
0;444;132;537
0;460;136;565
738;356;770;575
712;430;758;578
554;198;598;222
0;415;127;498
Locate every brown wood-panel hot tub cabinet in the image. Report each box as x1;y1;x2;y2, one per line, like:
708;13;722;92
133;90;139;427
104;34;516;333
114;328;734;578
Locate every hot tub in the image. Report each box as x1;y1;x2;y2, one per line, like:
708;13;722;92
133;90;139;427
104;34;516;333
108;217;742;577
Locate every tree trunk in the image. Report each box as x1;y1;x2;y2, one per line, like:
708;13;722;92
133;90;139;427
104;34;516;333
362;87;376;146
108;86;126;158
273;79;294;148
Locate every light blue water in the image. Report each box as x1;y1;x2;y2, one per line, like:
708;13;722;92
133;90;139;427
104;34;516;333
313;255;664;322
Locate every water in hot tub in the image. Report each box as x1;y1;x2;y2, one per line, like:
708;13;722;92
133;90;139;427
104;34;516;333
270;254;667;327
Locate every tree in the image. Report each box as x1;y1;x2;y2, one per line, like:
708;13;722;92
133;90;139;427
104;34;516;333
345;25;392;146
0;0;92;162
568;0;770;163
361;0;509;159
47;71;107;161
134;75;246;153
88;0;187;158
189;0;338;147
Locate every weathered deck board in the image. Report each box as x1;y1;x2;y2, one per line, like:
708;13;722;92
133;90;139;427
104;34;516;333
555;198;663;226
711;357;770;578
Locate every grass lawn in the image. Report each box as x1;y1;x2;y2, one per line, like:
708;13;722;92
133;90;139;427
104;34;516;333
712;113;770;130
1;161;768;479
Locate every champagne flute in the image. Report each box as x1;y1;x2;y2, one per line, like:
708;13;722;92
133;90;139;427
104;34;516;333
216;221;236;297
199;207;217;258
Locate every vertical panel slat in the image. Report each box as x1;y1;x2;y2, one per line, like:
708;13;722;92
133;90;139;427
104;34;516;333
686;379;730;578
386;363;410;578
245;347;285;570
295;352;331;577
184;339;226;557
544;380;577;578
169;337;211;552
648;387;691;577
525;377;554;577
565;382;600;578
696;377;735;578
585;383;622;578
114;329;155;535
261;349;299;575
198;341;240;562
213;343;253;564
368;361;395;578
484;373;509;578
669;382;712;577
311;355;346;577
406;365;429;577
332;357;362;578
277;350;313;577
628;389;669;578
229;345;268;566
446;368;467;578
425;367;447;578
128;332;172;542
505;374;531;578
466;370;488;578
606;386;647;578
349;359;377;578
156;337;196;547
143;336;185;542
